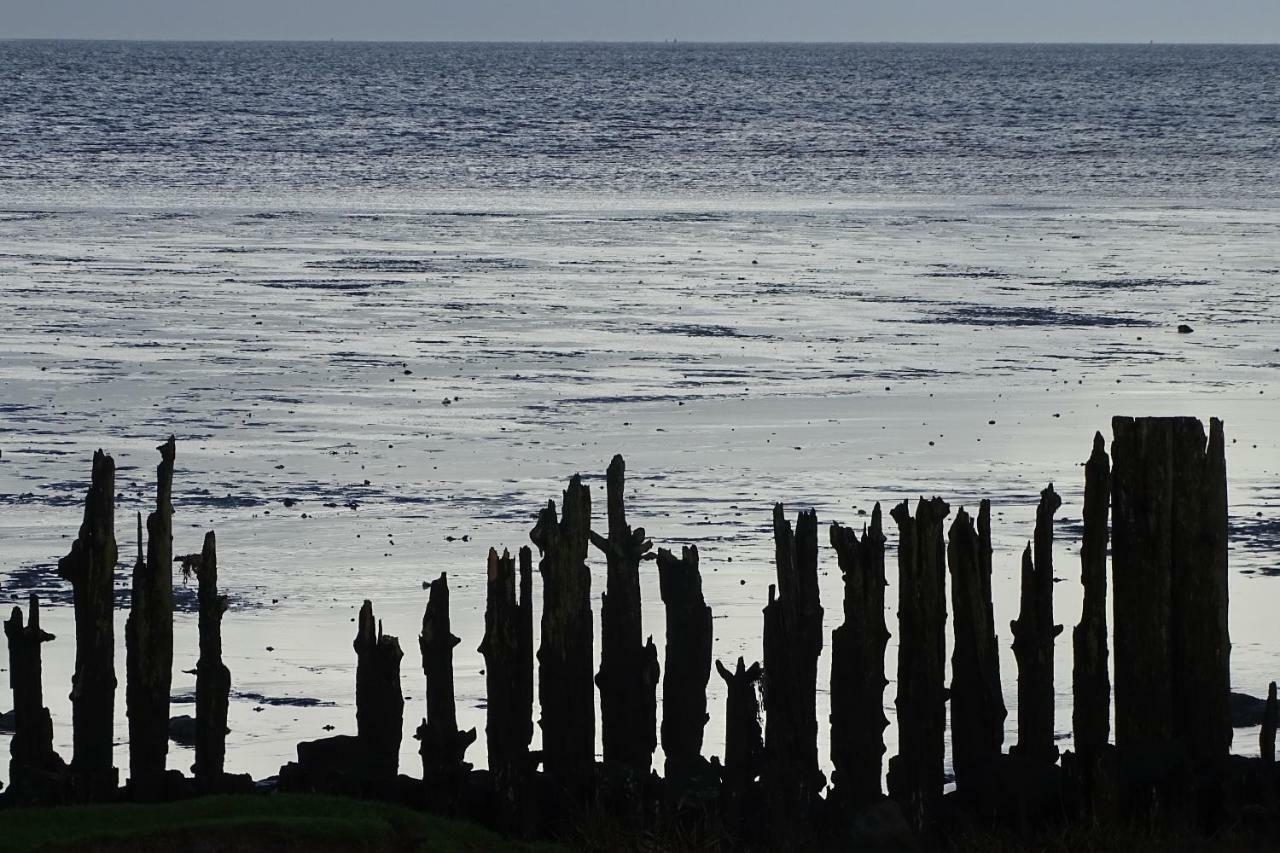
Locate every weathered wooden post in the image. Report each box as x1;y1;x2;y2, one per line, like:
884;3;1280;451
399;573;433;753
57;449;119;800
656;545;713;781
1073;435;1111;758
716;657;764;821
761;505;825;830
948;501;1006;797
887;497;949;831
1011;484;1063;765
829;505;890;808
185;531;230;786
1111;417;1231;799
479;547;536;832
1263;683;1278;767
590;455;659;775
5;596;67;802
125;436;177;798
532;475;595;786
354;600;404;778
417;572;477;788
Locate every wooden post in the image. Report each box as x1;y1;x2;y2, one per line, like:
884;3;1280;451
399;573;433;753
887;497;949;831
761;505;825;826
947;502;1006;796
5;596;66;801
187;531;230;785
1011;484;1063;764
532;475;595;784
829;505;890;807
716;657;764;806
56;449;119;799
1111;417;1231;789
354;600;404;779
656;545;712;780
1073;435;1111;759
1263;683;1277;766
417;572;477;785
590;455;658;774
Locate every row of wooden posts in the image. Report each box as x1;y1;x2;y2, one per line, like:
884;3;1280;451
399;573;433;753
3;417;1273;841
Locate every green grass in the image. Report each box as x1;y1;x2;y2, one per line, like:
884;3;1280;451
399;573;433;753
0;793;565;853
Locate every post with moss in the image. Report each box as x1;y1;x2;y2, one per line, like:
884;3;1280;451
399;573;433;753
656;544;713;781
417;572;477;794
590;455;659;775
829;505;890;809
532;475;595;788
1011;484;1063;766
5;595;67;802
56;449;119;800
126;436;177;800
188;531;231;787
947;501;1006;800
354;600;404;779
887;497;950;832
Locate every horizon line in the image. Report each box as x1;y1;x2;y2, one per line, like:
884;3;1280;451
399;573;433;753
3;37;1279;46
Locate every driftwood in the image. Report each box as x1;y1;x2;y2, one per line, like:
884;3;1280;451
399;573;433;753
656;545;713;780
829;506;890;808
887;497;949;831
532;475;595;785
590;455;659;774
1011;484;1063;765
417;572;477;788
761;504;826;829
948;502;1006;797
190;531;230;785
5;596;66;802
354;600;404;779
56;449;119;800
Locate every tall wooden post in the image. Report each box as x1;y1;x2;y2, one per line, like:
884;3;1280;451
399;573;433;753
888;497;949;831
56;449;119;799
1011;485;1063;764
656;545;712;780
532;475;595;784
1073;435;1111;758
354;600;404;779
189;531;230;785
948;502;1006;796
1263;683;1278;766
829;505;890;807
590;455;658;774
5;596;67;802
717;657;764;813
417;572;477;786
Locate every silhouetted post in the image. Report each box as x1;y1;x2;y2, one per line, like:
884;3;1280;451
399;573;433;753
948;502;1006;797
829;505;890;808
1111;417;1231;796
1011;485;1063;765
717;657;764;821
1073;436;1111;758
1263;683;1278;766
887;497;949;831
590;455;659;774
656;545;712;780
56;449;119;800
5;596;67;802
417;573;477;789
479;547;536;832
532;475;595;785
187;531;230;786
354;600;404;778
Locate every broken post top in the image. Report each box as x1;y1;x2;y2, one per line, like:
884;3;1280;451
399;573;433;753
5;595;54;644
57;449;117;584
530;474;591;562
355;600;403;661
423;572;459;651
772;503;820;613
656;544;702;602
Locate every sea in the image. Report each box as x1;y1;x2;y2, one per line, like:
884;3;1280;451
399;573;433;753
1;41;1278;784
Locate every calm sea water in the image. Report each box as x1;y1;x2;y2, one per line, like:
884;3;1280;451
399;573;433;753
2;41;1279;201
2;43;1278;782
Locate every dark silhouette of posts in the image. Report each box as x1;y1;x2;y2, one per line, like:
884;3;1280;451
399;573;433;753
479;547;536;832
656;545;712;780
354;600;404;779
1263;683;1278;766
948;502;1006;797
1073;436;1111;757
1111;417;1231;792
5;596;66;802
532;475;595;785
126;436;177;798
1011;484;1063;764
590;455;659;774
829;505;890;807
717;657;764;816
56;449;119;799
888;497;949;831
188;531;230;785
762;505;825;828
417;573;477;786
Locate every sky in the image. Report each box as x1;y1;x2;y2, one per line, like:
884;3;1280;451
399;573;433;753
2;0;1279;43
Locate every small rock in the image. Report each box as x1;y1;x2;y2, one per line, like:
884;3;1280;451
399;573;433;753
1178;324;1194;334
